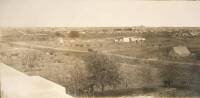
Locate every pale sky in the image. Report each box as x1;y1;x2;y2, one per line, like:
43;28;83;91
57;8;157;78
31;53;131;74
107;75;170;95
0;0;200;27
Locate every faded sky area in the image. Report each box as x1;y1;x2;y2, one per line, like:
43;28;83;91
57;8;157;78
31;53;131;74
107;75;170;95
0;0;200;27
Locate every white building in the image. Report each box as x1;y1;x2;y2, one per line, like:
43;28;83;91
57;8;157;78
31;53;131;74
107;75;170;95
58;37;64;44
123;37;130;42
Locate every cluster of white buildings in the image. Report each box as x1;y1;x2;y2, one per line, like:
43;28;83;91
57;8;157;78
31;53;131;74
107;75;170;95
114;37;145;43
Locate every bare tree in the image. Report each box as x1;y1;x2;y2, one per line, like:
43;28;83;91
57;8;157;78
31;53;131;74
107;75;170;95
85;52;121;94
22;51;43;71
137;66;153;86
68;64;87;96
159;64;180;88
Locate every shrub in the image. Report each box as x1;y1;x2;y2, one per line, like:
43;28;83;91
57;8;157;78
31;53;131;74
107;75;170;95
68;31;80;38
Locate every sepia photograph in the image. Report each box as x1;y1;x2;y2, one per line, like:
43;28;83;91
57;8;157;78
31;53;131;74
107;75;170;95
1;0;200;98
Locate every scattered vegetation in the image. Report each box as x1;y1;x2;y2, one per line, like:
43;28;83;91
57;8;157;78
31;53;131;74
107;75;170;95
22;51;43;71
68;31;80;38
1;27;200;97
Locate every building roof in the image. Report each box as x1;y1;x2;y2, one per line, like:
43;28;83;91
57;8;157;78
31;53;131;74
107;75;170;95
172;46;191;57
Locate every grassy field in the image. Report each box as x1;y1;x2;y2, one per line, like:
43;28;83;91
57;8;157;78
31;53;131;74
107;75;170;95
1;27;200;97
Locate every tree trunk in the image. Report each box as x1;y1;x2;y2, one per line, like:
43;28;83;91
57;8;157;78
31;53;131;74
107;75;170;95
125;79;128;88
89;85;94;96
101;84;104;94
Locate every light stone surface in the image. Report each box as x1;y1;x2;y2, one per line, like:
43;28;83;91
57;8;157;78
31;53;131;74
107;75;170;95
0;63;73;98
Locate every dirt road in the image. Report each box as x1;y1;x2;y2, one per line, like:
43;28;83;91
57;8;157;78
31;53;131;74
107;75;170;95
4;41;200;67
